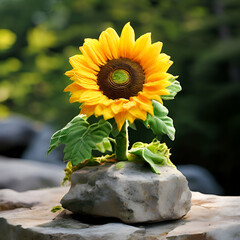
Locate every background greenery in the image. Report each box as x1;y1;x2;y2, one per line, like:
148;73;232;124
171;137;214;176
0;0;240;195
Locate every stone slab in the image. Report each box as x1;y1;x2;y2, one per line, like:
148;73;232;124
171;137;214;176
0;187;240;239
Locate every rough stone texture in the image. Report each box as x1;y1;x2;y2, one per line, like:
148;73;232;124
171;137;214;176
0;187;240;240
0;157;64;191
61;162;192;223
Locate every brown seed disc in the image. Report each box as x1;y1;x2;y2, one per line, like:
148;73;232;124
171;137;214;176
97;58;145;100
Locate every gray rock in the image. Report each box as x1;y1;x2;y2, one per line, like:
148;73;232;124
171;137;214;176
22;125;64;165
0;115;36;153
177;164;224;195
0;187;240;240
0;157;65;191
0;115;64;164
61;162;192;223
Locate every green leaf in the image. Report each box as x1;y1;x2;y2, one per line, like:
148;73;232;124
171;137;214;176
129;139;175;174
48;115;112;166
115;161;126;170
108;119;119;138
162;76;182;100
129;148;161;174
51;205;62;213
128;122;137;130
144;100;175;140
96;137;112;153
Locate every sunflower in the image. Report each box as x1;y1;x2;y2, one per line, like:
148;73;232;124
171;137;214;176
65;22;173;130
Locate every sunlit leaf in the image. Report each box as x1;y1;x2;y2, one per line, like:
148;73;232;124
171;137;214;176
48;115;112;166
129;139;175;174
96;137;112;153
162;76;182;100
144;100;175;140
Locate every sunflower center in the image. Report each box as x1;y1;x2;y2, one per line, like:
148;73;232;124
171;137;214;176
111;69;130;84
97;58;145;100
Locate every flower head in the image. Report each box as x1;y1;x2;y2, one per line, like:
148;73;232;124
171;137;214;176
65;23;173;130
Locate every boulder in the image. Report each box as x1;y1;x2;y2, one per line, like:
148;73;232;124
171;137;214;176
22;125;64;165
61;162;192;223
0;116;36;157
177;164;224;194
0;157;64;191
0;187;240;240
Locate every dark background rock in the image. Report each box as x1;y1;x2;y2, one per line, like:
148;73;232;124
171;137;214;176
0;157;64;192
0;115;64;165
177;164;224;195
22;125;64;165
0;116;37;157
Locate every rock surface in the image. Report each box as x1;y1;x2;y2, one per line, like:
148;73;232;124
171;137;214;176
0;187;240;240
0;157;64;191
22;125;64;165
0;116;36;157
177;164;224;195
61;162;192;223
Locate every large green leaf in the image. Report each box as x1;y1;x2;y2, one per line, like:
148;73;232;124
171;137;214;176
47;115;112;166
162;76;182;100
128;140;175;174
144;100;175;140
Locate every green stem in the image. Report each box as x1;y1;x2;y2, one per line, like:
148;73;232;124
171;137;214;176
115;121;128;161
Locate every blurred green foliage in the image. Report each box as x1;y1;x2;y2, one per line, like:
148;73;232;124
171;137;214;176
0;0;240;194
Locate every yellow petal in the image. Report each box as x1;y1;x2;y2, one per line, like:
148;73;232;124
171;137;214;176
80;104;96;117
94;104;104;117
139;41;163;70
111;99;127;114
69;54;99;74
64;83;82;92
128;106;147;120
142;92;163;104
65;70;75;78
126;112;136;124
70;69;97;81
69;90;85;103
99;27;120;60
80;39;107;67
122;100;136;110
69;55;96;73
119;22;135;58
143;85;170;95
132;33;151;62
131;94;154;115
152;41;163;53
79;90;104;104
102;107;115;120
73;77;97;87
145;53;171;76
94;103;115;119
143;85;170;96
77;81;99;90
79;48;100;72
144;79;171;89
114;112;128;131
145;72;171;83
